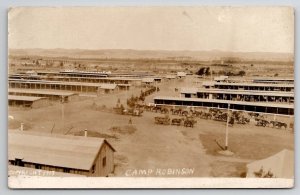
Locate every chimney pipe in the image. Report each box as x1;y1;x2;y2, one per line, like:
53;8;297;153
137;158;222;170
84;129;88;137
20;123;24;131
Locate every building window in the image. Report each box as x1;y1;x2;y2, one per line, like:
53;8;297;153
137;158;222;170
35;164;42;169
63;168;70;173
15;158;24;167
102;157;106;167
91;164;95;174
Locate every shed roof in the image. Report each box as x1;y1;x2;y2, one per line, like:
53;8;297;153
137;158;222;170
9;88;76;97
8;130;115;171
8;95;46;102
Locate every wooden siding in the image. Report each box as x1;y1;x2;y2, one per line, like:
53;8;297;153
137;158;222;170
89;143;115;176
8;142;115;177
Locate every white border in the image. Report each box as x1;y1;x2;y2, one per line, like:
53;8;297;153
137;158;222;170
8;177;294;189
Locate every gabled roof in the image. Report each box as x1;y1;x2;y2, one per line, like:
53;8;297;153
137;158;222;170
8;130;115;171
8;95;46;102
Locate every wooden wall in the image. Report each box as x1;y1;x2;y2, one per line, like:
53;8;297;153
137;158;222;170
8;142;115;177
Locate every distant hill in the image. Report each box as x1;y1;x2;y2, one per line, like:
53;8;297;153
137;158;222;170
9;48;294;62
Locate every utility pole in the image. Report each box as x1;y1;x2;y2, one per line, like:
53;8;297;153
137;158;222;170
225;103;230;150
61;96;65;130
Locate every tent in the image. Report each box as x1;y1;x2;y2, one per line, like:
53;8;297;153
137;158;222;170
246;149;294;178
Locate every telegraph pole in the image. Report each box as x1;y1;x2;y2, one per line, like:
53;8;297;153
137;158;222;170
61;96;65;130
225;103;230;150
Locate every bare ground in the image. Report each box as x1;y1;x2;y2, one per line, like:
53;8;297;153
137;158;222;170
8;75;294;177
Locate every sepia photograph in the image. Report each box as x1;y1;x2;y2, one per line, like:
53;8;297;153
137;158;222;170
7;6;294;188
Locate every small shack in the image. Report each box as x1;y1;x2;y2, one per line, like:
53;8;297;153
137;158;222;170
97;83;118;95
165;75;176;80
177;72;187;78
141;78;155;87
180;88;198;98
214;76;229;82
8;130;116;177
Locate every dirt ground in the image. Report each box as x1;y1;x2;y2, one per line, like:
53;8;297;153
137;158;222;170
8;75;294;177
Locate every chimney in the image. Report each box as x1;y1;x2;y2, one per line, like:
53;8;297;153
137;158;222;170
20;123;24;131
84;129;88;137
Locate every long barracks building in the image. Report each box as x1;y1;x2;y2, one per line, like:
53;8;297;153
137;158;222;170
180;88;294;104
202;81;294;92
154;96;294;115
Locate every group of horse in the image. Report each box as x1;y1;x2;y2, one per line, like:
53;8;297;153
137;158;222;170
255;118;288;129
147;106;250;126
154;115;197;128
143;105;289;130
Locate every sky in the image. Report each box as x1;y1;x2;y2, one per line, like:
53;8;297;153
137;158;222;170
8;7;294;53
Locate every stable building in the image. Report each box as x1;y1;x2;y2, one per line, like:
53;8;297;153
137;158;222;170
8;130;116;177
9;79;106;93
8;88;79;102
252;77;294;84
202;81;294;92
180;88;294;103
214;76;229;82
141;77;155;87
153;96;294;115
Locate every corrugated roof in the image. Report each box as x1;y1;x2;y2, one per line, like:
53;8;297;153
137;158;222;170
8;95;46;102
8;130;115;171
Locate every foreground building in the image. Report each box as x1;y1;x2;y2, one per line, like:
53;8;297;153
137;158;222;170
8;130;116;177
